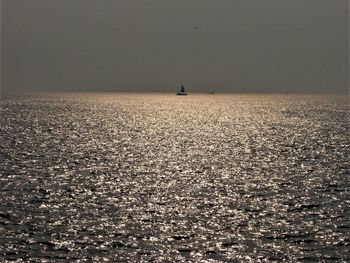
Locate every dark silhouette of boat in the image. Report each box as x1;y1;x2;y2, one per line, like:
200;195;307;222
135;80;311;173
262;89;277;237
176;85;188;96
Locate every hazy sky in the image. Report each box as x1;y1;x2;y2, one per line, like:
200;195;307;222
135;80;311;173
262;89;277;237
2;0;349;94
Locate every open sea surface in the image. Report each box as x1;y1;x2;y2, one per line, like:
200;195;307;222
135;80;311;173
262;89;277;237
0;93;349;262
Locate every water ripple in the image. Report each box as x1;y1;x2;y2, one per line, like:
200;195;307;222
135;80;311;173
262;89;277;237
0;93;349;262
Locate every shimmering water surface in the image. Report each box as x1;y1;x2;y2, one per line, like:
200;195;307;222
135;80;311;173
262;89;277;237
0;93;349;262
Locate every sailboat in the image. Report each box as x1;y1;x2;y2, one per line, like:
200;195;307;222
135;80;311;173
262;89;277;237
176;85;188;96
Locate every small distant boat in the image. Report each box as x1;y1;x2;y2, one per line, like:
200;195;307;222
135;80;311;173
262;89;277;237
206;91;215;94
176;85;188;96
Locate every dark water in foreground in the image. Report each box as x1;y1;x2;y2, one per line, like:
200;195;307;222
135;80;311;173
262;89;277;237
0;93;349;262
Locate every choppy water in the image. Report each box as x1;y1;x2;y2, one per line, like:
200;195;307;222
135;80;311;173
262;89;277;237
0;93;349;262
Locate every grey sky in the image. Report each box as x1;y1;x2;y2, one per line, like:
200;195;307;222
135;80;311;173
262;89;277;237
2;0;349;94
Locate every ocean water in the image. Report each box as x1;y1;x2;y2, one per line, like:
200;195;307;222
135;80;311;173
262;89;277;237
0;93;349;262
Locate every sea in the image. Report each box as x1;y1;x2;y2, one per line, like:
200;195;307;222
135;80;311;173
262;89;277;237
0;93;349;262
